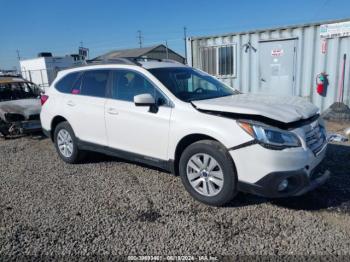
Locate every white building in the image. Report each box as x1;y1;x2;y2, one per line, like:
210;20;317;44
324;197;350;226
20;54;84;90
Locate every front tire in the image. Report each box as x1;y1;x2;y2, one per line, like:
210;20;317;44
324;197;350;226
179;140;238;206
54;121;84;164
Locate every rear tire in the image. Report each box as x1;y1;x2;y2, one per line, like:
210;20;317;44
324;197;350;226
179;140;238;206
54;121;84;164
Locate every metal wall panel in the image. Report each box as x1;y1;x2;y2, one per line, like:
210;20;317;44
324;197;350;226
188;20;350;112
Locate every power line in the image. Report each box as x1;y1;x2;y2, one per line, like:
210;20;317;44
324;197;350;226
137;30;143;48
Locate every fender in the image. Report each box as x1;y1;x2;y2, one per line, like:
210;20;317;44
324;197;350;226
167;105;253;160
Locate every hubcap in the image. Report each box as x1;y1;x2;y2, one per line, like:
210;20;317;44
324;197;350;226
57;129;73;158
186;153;224;197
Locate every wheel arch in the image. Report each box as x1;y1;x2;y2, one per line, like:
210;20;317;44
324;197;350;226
173;133;228;175
50;115;68;141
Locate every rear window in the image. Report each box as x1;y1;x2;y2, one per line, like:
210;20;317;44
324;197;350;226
80;70;109;98
55;72;80;93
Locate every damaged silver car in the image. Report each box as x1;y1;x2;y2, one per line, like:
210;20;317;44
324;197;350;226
0;76;42;137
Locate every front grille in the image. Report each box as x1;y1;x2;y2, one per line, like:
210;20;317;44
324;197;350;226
305;122;326;155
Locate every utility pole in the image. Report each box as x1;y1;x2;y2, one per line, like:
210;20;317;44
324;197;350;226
137;30;143;48
16;49;21;61
165;40;169;59
183;26;188;64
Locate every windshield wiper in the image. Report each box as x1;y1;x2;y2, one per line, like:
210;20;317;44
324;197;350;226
188;94;234;102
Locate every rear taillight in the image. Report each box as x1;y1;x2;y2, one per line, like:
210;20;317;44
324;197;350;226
40;95;49;105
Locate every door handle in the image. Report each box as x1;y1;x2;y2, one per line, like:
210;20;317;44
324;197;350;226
107;108;119;115
67;100;76;106
261;78;266;82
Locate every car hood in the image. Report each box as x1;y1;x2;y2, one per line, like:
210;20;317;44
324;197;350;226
191;94;319;123
0;99;41;120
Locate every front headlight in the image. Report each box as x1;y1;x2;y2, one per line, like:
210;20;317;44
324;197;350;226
238;121;301;149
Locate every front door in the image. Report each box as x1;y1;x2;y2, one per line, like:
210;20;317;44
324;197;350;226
105;69;172;160
259;39;297;96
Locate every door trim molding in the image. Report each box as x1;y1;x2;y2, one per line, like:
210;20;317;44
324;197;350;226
76;138;175;173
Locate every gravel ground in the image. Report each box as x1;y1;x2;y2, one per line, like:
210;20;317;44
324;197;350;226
0;122;350;259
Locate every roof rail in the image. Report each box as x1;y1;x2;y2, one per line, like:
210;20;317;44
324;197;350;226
86;57;141;66
160;59;182;64
133;57;182;64
59;57;142;71
59;57;184;72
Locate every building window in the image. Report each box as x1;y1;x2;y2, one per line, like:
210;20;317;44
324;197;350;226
200;47;217;75
200;44;236;77
218;46;234;76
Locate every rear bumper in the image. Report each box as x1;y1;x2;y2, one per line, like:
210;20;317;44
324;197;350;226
237;162;330;198
20;120;42;133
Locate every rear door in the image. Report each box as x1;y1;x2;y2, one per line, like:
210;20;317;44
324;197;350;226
62;69;110;146
259;39;297;96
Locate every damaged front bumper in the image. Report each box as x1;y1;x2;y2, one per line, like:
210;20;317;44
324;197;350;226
237;161;330;198
0;98;42;136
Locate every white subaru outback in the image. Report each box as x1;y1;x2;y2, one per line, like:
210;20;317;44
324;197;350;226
40;59;329;206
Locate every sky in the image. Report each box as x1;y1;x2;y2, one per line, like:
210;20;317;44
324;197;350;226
1;0;349;69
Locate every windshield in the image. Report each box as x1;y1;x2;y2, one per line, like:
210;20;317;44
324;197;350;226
0;82;39;102
148;67;238;102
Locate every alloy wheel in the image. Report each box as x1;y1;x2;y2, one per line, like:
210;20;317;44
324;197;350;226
186;153;224;197
57;129;74;158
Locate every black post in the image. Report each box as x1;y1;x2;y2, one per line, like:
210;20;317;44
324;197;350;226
184;26;187;64
137;30;143;48
341;54;346;103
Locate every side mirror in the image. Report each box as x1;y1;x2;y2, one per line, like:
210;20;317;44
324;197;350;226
134;93;156;106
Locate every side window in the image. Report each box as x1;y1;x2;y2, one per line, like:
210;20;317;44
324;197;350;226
55;72;80;93
112;70;167;105
80;70;109;98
